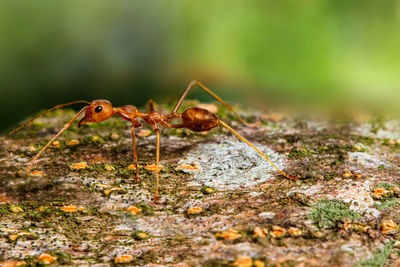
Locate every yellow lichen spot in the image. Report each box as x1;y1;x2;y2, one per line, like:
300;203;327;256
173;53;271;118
215;229;242;240
110;132;120;140
38;206;45;212
126;206;142;215
0;260;27;267
342;170;353;178
35;253;57;265
104;164;116;171
253;260;265;267
114;255;133;264
187;206;202;215
381;220;398;234
70;162;89;170
233;256;252;267
50;140;61;148
176;163;200;171
288;227;302;237
253;227;268;238
91;135;104;142
138;129;152;137
10;205;24;213
67;139;80;146
29;170;45;177
374;188;389;198
270;226;286;238
145;164;163;172
61;205;77;213
196;103;219;113
136;232;149;239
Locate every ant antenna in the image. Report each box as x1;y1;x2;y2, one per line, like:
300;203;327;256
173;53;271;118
219;120;296;180
9;100;90;135
25;106;89;173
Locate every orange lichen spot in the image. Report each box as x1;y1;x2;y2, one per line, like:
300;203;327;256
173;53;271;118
126;206;142;215
61;205;77;213
127;164;142;170
253;260;265;267
38;206;45;212
67;139;80;146
70;162;89;170
10;205;24;213
187;206;202;215
374;188;389;198
270;226;286;238
35;253;57;265
381;220;398;234
29;170;45;177
28;144;36;152
288;227;302;237
233;256;252;267
8;234;19;241
104;164;116;171
0;260;27;267
196;103;219;113
215;229;242;240
138;129;152;137
261;113;284;122
110;132;120;140
145;164;163;172
114;255;133;264
103;189;112;196
50;140;61;148
176;163;200;171
253;227;268;238
343;170;353;178
78;206;85;212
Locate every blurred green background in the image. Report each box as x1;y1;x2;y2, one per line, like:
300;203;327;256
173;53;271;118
1;0;400;133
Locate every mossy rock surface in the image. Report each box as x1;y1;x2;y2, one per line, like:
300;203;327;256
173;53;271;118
1;105;400;266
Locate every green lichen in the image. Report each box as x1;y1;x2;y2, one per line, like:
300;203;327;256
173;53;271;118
359;241;394;267
307;199;361;229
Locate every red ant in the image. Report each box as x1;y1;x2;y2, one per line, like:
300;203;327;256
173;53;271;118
10;80;296;200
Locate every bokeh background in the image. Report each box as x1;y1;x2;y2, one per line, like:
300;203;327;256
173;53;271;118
1;0;400;133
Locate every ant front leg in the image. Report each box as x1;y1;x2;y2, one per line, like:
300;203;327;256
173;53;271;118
153;125;161;201
130;126;140;182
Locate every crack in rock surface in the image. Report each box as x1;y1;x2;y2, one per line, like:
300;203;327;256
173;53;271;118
179;138;286;189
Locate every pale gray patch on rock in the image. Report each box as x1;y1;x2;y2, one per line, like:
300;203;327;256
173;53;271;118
179;139;287;190
349;152;391;168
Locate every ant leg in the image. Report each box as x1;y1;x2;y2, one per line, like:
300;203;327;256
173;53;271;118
26;106;89;173
172;80;248;125
219;120;297;180
153;126;161;201
130;126;140;182
148;99;154;113
9;100;90;135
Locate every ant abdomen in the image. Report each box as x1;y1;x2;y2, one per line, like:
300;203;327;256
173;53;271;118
181;107;220;132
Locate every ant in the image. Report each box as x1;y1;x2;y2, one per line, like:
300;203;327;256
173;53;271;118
10;80;296;200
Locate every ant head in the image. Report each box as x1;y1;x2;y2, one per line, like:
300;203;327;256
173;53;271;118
78;100;114;128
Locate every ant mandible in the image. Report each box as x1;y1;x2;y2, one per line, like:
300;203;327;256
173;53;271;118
10;80;296;200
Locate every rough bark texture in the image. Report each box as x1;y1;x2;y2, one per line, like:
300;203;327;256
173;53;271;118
1;103;400;266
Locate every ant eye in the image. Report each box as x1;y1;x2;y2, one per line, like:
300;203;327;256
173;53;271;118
95;106;102;113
